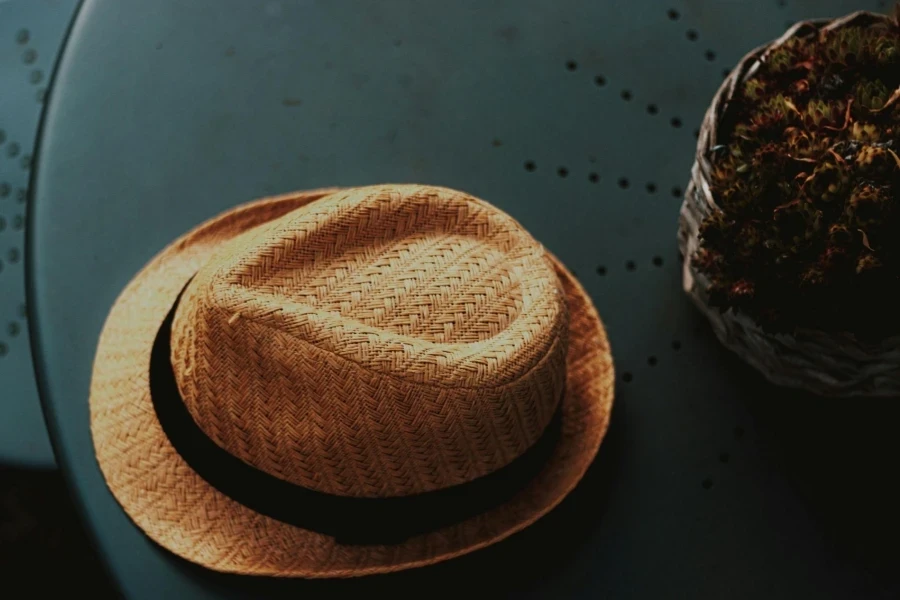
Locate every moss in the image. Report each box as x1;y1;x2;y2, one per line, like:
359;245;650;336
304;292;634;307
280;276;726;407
696;16;900;338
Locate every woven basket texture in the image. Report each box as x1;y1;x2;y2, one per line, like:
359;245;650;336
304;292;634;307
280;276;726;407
678;10;900;398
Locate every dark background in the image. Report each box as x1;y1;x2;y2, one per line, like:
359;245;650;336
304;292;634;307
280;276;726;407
0;466;117;596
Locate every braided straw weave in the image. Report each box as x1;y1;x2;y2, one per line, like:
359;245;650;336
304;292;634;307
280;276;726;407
678;10;900;398
90;184;614;577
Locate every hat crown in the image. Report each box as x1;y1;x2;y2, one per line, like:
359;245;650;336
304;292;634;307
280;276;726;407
170;185;569;497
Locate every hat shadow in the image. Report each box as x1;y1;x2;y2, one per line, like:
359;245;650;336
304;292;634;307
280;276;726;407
723;351;900;596
164;410;624;599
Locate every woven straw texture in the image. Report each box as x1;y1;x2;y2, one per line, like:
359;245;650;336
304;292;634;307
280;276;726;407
90;184;614;577
678;10;900;398
171;187;568;497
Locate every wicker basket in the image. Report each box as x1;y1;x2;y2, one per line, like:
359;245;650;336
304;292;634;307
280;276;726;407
678;10;900;398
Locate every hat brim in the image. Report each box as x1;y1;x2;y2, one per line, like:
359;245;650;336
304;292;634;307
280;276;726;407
89;188;615;577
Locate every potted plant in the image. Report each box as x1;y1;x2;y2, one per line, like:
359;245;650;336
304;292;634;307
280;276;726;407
679;7;900;397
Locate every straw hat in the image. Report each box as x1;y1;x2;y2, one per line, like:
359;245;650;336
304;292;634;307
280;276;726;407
90;184;614;578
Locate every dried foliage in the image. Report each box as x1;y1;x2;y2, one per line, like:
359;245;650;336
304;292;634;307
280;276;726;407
697;15;900;338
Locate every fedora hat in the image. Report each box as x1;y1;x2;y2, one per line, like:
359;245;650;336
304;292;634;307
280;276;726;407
89;184;614;577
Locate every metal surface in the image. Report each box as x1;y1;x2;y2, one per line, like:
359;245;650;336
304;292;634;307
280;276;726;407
0;0;78;467
29;0;898;598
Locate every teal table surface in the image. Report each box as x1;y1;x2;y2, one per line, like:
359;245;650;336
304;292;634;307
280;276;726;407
29;0;900;598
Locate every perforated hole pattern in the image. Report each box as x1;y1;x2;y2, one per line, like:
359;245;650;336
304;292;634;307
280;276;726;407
0;0;79;466
0;32;41;358
521;0;879;410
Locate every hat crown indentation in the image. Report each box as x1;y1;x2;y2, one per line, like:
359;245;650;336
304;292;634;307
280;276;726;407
169;185;569;498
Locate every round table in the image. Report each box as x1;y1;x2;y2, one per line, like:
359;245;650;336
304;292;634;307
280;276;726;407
29;0;899;598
